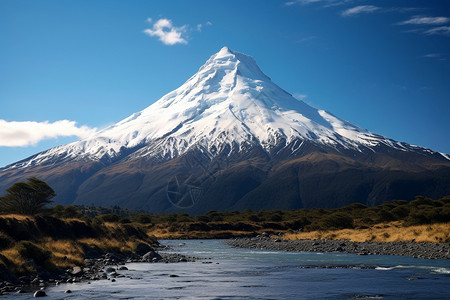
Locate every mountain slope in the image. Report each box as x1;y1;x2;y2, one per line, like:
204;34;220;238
1;47;449;213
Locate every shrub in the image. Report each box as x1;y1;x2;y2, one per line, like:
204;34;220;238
96;214;121;223
119;217;132;224
135;213;153;224
51;205;82;218
391;205;410;219
269;214;283;222
248;214;262;222
316;212;354;230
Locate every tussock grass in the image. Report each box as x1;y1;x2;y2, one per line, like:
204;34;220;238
283;222;450;243
0;214;157;276
0;214;34;221
42;239;85;268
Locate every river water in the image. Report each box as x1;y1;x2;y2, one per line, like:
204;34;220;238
15;240;450;299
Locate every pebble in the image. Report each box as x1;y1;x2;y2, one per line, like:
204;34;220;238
227;234;450;259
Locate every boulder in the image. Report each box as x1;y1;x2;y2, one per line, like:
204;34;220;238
33;290;46;297
142;251;162;262
71;266;83;276
135;243;153;256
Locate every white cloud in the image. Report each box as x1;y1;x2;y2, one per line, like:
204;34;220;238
196;21;212;32
293;93;308;101
143;18;188;45
285;0;323;6
296;36;317;44
0;119;97;147
398;16;450;25
341;5;380;17
423;53;440;58
424;26;450;36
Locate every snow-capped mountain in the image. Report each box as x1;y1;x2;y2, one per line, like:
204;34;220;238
7;47;445;170
1;47;449;213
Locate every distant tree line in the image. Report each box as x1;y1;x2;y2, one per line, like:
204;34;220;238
1;178;449;231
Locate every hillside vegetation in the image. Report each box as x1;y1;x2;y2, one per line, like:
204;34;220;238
0;214;157;279
1;177;449;280
66;195;450;241
140;195;450;241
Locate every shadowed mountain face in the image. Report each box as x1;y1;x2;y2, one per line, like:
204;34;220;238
1;47;449;214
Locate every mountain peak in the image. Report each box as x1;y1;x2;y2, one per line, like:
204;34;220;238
5;47;449;170
203;46;270;82
216;46;234;57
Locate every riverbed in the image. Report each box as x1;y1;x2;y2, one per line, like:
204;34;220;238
11;240;450;299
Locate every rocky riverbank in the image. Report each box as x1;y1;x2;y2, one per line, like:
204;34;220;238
0;245;196;297
226;233;450;259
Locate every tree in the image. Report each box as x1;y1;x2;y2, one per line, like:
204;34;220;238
0;178;55;215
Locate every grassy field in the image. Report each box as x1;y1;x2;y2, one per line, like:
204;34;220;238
0;214;157;276
283;222;450;243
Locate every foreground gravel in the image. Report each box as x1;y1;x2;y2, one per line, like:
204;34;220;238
227;234;450;260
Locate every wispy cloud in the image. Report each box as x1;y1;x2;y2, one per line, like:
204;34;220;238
296;35;317;44
397;16;449;25
396;16;450;36
285;0;356;7
424;26;450;36
285;0;323;6
423;53;440;58
422;53;447;61
293;93;308;101
196;21;212;32
143;18;188;45
0;120;97;147
341;5;380;17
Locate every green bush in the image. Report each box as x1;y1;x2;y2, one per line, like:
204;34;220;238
135;213;153;224
51;205;82;218
270;214;283;222
391;205;410;219
119;217;131;224
96;214;120;223
317;212;354;230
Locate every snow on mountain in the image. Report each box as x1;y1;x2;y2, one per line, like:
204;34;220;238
5;47;446;169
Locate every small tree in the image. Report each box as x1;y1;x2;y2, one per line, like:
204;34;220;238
0;178;55;215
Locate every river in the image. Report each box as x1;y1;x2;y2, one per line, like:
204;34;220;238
14;239;450;299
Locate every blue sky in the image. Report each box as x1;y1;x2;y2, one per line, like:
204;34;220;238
1;0;449;167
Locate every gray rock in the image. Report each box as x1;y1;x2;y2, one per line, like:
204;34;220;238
135;243;153;256
71;266;83;276
142;251;162;262
33;290;46;297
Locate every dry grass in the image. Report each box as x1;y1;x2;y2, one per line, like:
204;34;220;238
283;222;450;243
41;239;85;268
0;215;157;276
77;237;147;254
0;214;34;221
0;248;31;274
147;226;253;239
